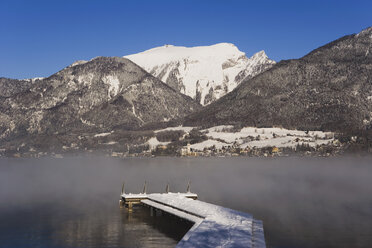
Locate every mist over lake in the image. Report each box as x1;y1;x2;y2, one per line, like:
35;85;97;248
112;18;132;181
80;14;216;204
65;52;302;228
0;156;371;248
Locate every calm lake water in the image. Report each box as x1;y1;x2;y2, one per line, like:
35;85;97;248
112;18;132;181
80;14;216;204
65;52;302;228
0;156;371;248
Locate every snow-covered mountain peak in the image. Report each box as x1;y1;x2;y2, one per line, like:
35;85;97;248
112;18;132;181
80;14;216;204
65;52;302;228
126;43;245;67
125;43;275;105
249;50;274;65
251;50;268;59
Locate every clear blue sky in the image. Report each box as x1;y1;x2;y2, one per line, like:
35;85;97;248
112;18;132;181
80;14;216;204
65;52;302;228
1;0;371;79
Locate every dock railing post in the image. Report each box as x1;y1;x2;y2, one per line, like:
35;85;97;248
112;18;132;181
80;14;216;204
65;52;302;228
121;182;125;194
166;183;170;193
143;181;147;194
119;181;125;207
187;180;191;193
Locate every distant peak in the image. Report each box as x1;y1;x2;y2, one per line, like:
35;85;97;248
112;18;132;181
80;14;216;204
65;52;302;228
257;50;267;56
251;50;268;59
124;43;246;66
158;42;237;49
249;50;276;64
125;43;242;56
212;42;237;47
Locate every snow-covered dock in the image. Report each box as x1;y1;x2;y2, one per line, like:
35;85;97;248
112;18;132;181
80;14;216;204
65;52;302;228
120;192;266;247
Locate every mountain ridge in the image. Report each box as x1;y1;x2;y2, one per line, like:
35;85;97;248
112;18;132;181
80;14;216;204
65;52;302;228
184;26;372;133
0;56;200;141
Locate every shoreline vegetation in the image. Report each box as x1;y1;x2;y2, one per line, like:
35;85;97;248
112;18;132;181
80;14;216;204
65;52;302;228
2;125;371;158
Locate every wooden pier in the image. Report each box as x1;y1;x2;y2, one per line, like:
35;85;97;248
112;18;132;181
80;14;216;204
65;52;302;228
120;184;266;247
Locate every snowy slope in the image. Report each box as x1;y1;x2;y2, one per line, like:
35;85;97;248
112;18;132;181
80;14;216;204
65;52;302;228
151;125;335;151
0;57;201;140
125;43;275;105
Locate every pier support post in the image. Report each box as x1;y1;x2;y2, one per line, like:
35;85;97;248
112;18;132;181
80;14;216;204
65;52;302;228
128;202;133;213
155;209;162;217
119;199;124;208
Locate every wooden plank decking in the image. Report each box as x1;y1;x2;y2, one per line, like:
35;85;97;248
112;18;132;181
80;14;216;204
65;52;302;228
120;192;266;247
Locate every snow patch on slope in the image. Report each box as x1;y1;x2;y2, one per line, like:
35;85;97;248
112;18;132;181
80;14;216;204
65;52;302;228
147;137;170;150
69;60;88;67
102;75;120;98
154;126;194;133
153;125;335;151
189;139;228;150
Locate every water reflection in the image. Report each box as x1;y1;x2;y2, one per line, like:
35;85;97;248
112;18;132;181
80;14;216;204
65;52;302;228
0;203;190;248
0;156;371;248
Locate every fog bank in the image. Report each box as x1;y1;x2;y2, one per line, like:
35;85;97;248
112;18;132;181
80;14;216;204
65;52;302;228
0;156;371;248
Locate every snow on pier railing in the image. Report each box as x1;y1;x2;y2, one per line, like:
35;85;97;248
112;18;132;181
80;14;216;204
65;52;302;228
119;185;266;247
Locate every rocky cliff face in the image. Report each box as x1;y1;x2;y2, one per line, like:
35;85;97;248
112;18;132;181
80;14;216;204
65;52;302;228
125;43;275;105
184;27;372;133
0;57;200;141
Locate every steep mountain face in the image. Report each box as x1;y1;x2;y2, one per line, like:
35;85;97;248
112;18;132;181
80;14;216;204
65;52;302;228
0;57;200;141
184;27;372;132
125;43;275;105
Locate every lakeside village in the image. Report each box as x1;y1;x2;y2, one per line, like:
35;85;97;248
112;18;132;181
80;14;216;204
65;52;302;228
3;125;361;158
111;125;345;158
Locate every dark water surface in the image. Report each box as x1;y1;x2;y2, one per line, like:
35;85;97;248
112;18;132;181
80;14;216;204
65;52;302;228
0;157;371;248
